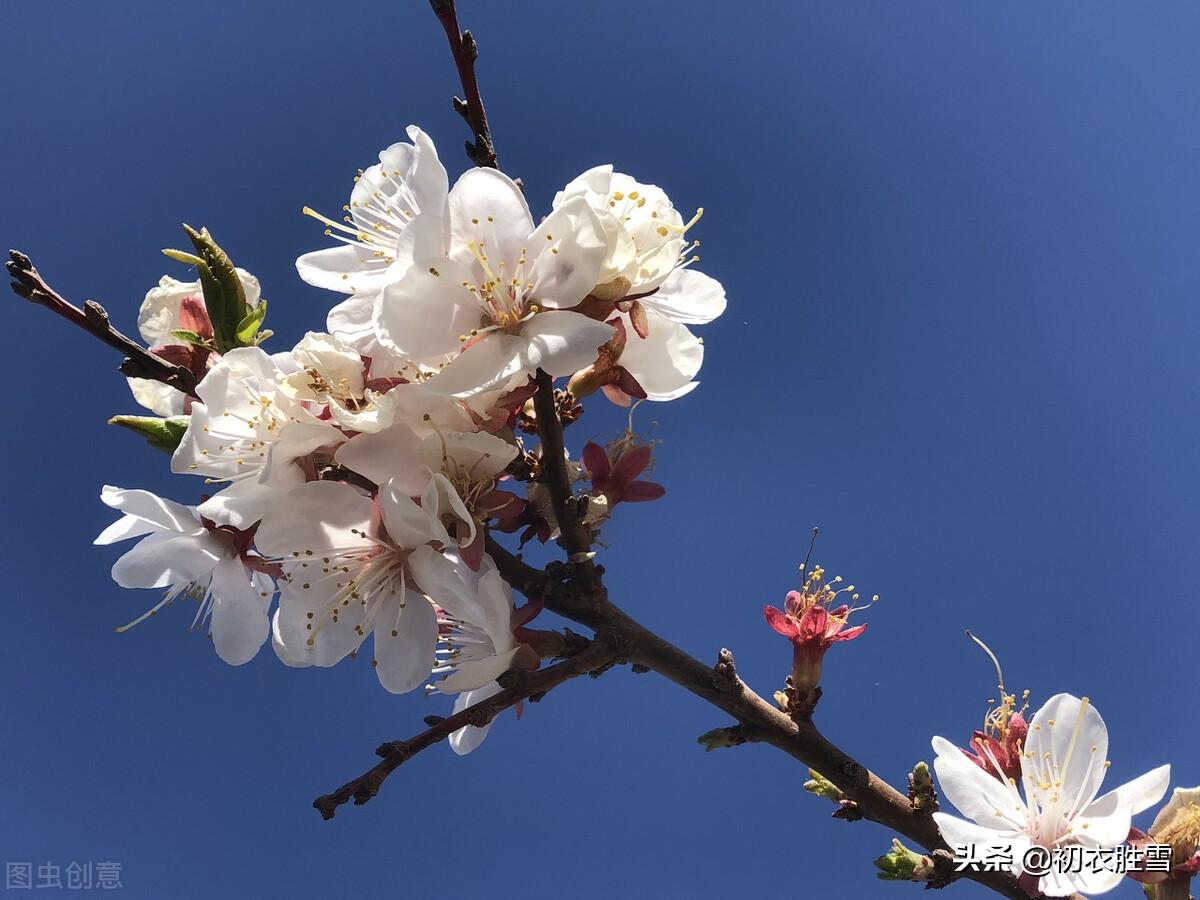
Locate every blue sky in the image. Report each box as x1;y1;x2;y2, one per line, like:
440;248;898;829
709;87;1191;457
2;2;1198;897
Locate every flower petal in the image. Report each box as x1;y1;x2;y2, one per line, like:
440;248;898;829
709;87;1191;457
99;485;203;535
526;198;608;309
641;268;727;325
111;531;224;590
932;735;1029;830
372;595;438;694
448;681;503;755
374;259;480;359
448;168;533;268
519;311;615;378
207;556;271;666
1021;693;1108;815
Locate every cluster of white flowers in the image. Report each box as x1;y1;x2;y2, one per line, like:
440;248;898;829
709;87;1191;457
96;126;725;753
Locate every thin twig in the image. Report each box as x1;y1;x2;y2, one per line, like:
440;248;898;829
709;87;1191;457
429;0;497;168
314;636;618;820
532;369;597;568
7;250;200;398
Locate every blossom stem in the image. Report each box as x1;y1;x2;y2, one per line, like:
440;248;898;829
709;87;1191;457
428;0;498;169
6;250;200;398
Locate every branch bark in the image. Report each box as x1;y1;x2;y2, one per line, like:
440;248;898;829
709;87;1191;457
6;250;200;398
483;374;1075;899
314;635;619;820
429;0;497;168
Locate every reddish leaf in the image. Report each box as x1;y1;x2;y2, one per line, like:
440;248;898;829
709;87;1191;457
621;480;665;502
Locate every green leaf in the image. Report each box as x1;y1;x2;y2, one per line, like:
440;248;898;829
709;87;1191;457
253;328;274;345
161;248;205;267
182;224;248;353
802;768;842;801
108;415;190;453
169;329;216;350
235;298;268;345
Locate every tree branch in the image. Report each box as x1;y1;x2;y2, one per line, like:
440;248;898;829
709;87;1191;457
532;369;599;573
495;560;1078;900
314;635;619;820
429;0;497;169
6;250;200;398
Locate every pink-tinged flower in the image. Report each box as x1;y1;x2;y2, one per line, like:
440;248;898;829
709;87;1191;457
956;633;1030;784
581;440;664;506
763;565;872;693
963;713;1028;784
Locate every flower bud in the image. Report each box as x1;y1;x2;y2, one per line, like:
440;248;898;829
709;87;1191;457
874;839;936;881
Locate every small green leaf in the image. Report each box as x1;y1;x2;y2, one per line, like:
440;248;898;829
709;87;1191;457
803;768;843;801
108;415;190;453
161;248;205;267
253;328;274;345
235;298;268;345
169;329;216;350
182;224;248;353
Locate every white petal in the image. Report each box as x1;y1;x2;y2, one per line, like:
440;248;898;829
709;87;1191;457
526;198;608;310
642;268;727;325
374;259;480;359
377;481;440;549
930;812;1018;851
1069;787;1131;846
111;531;223;589
127;377;186;417
1021;693;1108;815
372;595;438;694
519;311;615;378
335;422;430;495
932;736;1028;830
273;579;366;668
618;314;703;401
1087;764;1171;817
296;244;382;294
448;681;503;755
94;514;159;546
207;556;271;666
448;168;533;266
1040;863;1125;897
99;485;203;535
437;646;520;695
254;481;374;559
427;333;528;397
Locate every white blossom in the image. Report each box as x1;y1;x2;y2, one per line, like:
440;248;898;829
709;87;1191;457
932;693;1170;897
94;486;273;666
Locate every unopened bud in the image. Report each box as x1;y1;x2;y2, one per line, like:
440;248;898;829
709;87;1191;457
803;768;842;802
108;415;189;453
874;839;936;882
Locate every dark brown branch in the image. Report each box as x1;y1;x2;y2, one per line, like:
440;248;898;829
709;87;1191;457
429;0;497;168
489;558;1076;900
532;369;597;569
314;636;619;820
7;250;200;398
